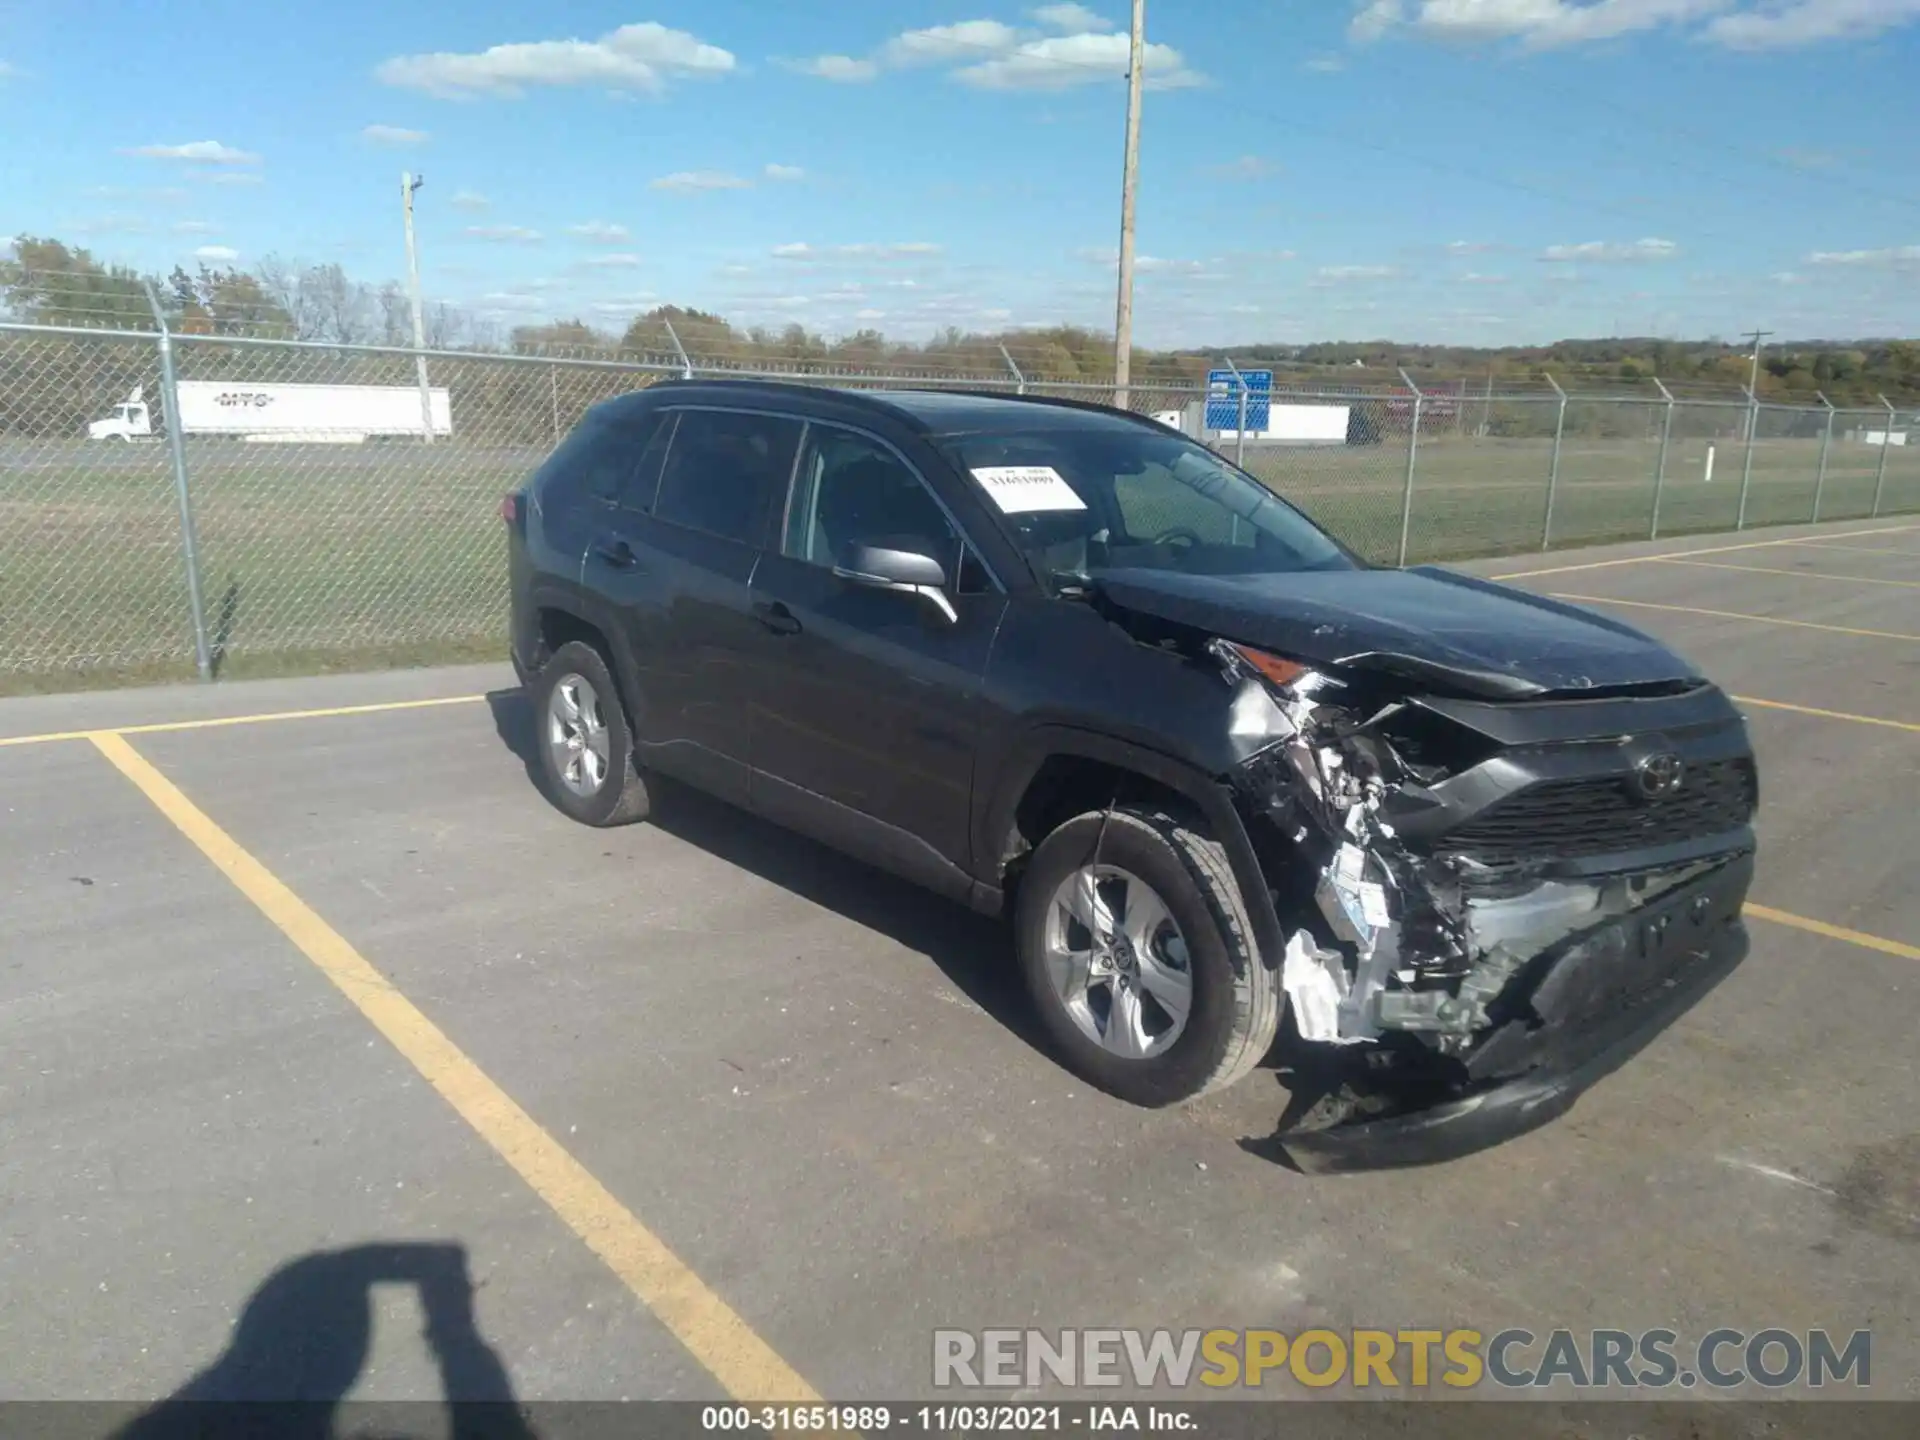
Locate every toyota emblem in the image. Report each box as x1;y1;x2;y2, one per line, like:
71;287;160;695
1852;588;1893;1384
1633;751;1686;801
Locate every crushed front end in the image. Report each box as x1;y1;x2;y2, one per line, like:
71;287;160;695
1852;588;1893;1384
1210;640;1759;1171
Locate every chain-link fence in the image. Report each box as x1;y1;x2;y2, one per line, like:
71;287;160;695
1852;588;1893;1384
2;321;1916;691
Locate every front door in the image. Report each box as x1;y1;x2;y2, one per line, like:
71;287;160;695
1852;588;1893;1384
746;422;1006;896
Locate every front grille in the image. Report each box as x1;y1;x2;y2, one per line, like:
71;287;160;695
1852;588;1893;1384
1442;757;1757;865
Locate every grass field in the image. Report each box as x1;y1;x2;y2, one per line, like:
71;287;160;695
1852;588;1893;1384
2;433;1916;695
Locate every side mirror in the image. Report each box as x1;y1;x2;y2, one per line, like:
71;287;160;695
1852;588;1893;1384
832;543;958;624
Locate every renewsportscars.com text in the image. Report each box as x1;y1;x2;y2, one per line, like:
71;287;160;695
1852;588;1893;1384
933;1327;1872;1391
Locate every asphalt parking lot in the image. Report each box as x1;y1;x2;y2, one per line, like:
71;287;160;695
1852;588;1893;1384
1;515;1915;1412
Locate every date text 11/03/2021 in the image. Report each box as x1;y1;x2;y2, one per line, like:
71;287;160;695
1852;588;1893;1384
701;1407;1193;1432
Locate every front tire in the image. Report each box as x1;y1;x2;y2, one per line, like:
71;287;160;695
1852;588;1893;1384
529;641;649;827
1014;805;1280;1107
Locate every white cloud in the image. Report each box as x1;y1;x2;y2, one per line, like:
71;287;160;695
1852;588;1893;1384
580;252;644;268
126;140;260;164
1206;154;1275;180
1772;270;1808;284
1447;239;1498;252
786;54;881;81
1463;272;1509;283
1350;0;1920;50
764;163;806;182
193;245;240;262
376;22;735;98
1032;4;1116;30
774;241;941;259
1316;264;1399;281
480;292;548;312
173;220;217;234
466;224;544;242
1708;0;1920;48
855;308;888;320
841;241;941;257
592;298;657;316
1807;244;1920;267
73;216;147;235
882;21;1023;66
569;220;631;242
1540;237;1678;261
1306;54;1348;70
651;170;752;192
451;190;491;211
1351;0;1406;41
956;33;1207;89
362;124;428;146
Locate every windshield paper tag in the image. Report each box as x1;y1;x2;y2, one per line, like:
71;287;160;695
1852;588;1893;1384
970;466;1087;515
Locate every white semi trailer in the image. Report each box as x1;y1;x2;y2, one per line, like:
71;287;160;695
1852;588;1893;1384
87;382;452;443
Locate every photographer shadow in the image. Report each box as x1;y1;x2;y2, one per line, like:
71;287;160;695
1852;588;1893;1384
112;1242;534;1440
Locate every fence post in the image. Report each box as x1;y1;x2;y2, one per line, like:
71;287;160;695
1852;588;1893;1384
1397;367;1423;568
143;281;213;683
1812;391;1836;523
998;342;1026;395
1872;393;1897;517
1541;373;1567;550
550;359;561;444
1225;357;1248;469
1735;384;1760;529
1650;377;1675;540
663;320;693;380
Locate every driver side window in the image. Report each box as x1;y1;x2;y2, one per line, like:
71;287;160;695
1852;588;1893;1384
782;426;991;591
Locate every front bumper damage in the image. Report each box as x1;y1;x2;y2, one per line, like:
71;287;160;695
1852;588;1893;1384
1208;640;1758;1171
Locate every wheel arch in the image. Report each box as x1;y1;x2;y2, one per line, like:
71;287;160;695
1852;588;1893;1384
526;597;644;734
979;726;1287;974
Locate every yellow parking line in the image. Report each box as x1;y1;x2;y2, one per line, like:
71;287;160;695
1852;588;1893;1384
1652;557;1920;589
87;730;819;1404
1490;523;1920;581
1746;903;1919;963
1733;696;1920;734
1548;593;1920;642
0;694;488;749
1783;539;1920;557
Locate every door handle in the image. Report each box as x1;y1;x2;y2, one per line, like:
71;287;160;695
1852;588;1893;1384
752;599;802;636
592;537;638;569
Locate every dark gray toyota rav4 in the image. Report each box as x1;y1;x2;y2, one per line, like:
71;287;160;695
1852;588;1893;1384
504;380;1758;1169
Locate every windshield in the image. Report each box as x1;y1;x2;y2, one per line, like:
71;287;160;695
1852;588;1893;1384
938;424;1357;591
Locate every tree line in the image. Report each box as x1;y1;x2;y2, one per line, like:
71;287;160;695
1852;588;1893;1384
5;234;1917;411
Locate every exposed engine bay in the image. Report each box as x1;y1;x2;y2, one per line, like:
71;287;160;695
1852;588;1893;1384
1201;632;1759;1141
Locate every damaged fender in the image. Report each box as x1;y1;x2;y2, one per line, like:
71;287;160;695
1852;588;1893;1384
1204;633;1758;1162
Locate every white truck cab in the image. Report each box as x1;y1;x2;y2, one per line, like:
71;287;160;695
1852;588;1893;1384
88;389;155;441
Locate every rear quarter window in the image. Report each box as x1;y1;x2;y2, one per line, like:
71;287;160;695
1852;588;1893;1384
534;410;664;513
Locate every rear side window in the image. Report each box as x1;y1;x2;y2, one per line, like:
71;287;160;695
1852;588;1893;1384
535;410;664;512
653;409;803;546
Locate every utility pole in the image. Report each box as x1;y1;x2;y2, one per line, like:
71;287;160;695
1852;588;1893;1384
402;172;435;445
1742;328;1772;444
1112;0;1145;411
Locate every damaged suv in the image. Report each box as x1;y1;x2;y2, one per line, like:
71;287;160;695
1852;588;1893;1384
505;381;1758;1169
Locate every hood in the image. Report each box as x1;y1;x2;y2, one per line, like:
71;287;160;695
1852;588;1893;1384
1090;564;1702;699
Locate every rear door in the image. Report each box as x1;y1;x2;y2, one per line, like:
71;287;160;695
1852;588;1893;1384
591;405;802;807
746;421;1007;896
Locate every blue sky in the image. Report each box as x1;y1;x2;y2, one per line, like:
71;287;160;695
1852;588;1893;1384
4;0;1920;348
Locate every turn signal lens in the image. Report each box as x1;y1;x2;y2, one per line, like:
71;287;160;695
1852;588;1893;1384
1226;642;1309;690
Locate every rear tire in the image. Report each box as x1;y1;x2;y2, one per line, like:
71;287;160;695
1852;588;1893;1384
529;641;649;827
1014;804;1280;1107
